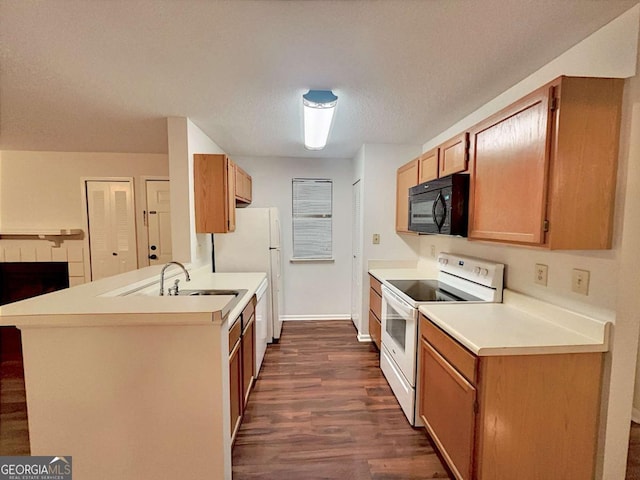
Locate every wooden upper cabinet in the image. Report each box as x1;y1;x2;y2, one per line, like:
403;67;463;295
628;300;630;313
194;154;237;233
396;158;420;233
546;76;623;250
235;165;252;204
439;132;469;177
418;148;439;183
468;87;552;245
468;76;623;249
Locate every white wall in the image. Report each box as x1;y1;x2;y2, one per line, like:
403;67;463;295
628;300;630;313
167;117;225;266
353;144;422;337
0;150;168;270
415;6;640;479
232;155;352;319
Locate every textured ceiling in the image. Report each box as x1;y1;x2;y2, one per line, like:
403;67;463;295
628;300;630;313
1;0;638;159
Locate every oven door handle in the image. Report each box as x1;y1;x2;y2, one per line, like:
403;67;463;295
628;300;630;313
381;285;416;319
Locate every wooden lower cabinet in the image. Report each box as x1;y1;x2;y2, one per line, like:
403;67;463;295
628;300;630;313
418;314;603;480
420;338;475;479
368;311;381;350
242;312;256;406
229;295;258;446
229;323;243;443
369;275;383;350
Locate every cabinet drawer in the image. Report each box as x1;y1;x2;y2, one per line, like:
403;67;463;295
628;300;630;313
241;296;256;328
421;314;477;384
369;287;382;320
369;275;382;296
369;310;381;350
229;318;241;351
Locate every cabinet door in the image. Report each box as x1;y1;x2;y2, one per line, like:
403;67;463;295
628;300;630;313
242;314;255;407
229;338;242;443
468;87;552;244
368;310;381;350
396;158;420;233
226;159;236;232
234;166;252;204
194;154;233;233
420;338;476;480
439;133;468;177
419;148;439;183
244;174;252;203
369;286;382;321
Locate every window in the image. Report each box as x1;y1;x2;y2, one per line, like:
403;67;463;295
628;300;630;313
292;178;333;260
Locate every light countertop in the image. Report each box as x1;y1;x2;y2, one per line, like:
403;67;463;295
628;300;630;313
369;266;437;283
368;265;610;356
0;264;267;328
419;290;610;356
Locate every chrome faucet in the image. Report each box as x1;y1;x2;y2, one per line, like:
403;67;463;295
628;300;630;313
159;261;191;296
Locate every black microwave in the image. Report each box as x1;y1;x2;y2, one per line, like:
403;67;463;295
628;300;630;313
408;174;469;235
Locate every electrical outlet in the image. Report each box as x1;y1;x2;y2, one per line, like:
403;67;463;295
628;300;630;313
572;269;590;295
372;233;380;245
430;245;436;258
535;264;548;286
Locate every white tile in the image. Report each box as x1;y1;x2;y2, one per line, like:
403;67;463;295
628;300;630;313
67;247;84;263
36;246;53;262
68;277;85;287
20;247;37;262
51;247;68;262
4;248;21;262
68;262;85;277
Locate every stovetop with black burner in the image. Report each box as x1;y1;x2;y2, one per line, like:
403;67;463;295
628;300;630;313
386;279;482;302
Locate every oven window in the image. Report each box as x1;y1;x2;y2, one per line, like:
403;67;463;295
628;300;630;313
385;306;406;351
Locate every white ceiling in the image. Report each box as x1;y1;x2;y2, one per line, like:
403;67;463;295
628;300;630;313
1;0;638;159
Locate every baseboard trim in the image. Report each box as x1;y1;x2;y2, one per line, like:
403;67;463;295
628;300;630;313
632;408;640;424
357;333;372;343
281;314;352;322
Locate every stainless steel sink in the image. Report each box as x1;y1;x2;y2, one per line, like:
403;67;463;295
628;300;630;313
177;289;246;297
176;288;248;317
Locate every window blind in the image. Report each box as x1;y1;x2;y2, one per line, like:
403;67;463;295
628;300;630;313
292;178;333;259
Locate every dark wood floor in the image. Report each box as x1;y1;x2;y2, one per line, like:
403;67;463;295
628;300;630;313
0;358;30;455
628;422;640;479
232;320;452;480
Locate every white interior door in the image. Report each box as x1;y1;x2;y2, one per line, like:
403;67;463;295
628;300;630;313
351;180;362;330
146;180;172;265
86;180;138;280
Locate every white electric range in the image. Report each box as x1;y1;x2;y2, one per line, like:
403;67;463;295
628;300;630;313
380;253;505;425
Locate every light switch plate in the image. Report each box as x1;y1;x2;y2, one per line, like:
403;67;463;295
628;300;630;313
572;269;590;295
372;233;380;245
430;245;436;258
535;264;548;286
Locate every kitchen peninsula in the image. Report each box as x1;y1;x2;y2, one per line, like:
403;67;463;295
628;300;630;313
0;265;266;480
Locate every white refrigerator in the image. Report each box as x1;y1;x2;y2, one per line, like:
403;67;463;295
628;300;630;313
213;207;283;342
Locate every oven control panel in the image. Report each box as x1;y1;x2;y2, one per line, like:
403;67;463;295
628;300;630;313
437;253;504;289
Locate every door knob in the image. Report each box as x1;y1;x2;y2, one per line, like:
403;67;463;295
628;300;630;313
149;254;158;260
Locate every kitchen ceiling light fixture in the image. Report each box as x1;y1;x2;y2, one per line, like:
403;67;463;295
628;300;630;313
303;90;338;150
